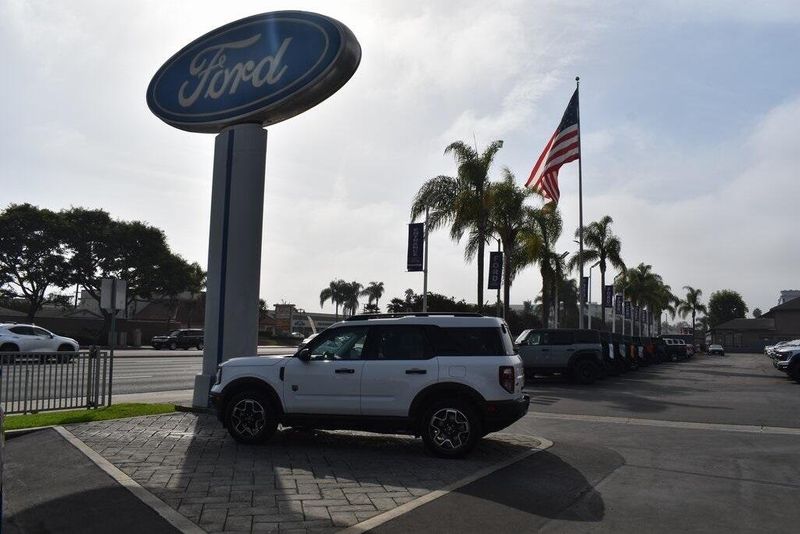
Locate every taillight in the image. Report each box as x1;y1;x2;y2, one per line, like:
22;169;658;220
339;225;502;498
499;366;515;393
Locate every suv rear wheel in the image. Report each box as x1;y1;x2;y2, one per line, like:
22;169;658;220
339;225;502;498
572;358;601;385
224;390;278;444
420;399;481;458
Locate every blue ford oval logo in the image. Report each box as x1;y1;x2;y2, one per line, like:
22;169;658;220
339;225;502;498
147;11;361;133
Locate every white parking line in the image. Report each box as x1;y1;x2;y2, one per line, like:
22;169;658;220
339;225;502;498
528;411;800;436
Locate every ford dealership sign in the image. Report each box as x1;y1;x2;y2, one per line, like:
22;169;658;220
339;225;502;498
147;11;361;133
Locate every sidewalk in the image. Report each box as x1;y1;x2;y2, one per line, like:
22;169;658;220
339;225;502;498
112;389;195;406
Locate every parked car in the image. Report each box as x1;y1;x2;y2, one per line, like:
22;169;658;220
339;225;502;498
151;329;204;350
660;337;689;361
0;323;79;362
599;331;625;375
517;328;606;384
707;344;725;356
774;345;800;382
210;313;529;458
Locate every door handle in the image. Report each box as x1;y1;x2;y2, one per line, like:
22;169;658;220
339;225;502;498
405;369;427;374
335;368;355;374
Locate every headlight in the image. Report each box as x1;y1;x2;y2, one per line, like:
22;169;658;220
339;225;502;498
214;366;223;385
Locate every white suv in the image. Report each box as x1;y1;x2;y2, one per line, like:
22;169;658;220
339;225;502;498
0;323;79;361
210;313;529;458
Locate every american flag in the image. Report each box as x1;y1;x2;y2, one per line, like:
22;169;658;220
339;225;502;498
525;89;580;203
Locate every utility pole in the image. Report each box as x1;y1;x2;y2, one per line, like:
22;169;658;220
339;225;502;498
423;207;429;312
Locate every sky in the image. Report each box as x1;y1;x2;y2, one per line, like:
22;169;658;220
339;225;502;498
1;0;799;318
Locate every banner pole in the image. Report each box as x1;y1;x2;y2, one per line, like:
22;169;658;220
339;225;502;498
496;239;502;318
423;207;429;312
576;76;585;329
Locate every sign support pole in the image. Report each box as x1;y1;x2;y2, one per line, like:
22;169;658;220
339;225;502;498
423;207;429;312
193;124;267;408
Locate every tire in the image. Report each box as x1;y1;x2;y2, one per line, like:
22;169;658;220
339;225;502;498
169;341;177;350
572;359;601;385
224;390;278;445
197;342;204;350
420;399;481;458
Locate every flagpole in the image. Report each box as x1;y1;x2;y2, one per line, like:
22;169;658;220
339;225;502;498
576;76;585;329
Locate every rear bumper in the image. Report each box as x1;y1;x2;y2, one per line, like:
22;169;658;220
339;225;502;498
483;395;530;433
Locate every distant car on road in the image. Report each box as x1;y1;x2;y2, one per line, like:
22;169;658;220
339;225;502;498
0;323;79;362
151;329;204;350
707;344;725;356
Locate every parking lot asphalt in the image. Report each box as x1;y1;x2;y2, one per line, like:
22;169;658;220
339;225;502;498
3;428;180;534
374;354;800;534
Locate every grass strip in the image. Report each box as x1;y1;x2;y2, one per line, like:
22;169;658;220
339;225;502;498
3;403;176;431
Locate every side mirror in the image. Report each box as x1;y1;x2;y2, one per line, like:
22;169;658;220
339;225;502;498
297;348;311;362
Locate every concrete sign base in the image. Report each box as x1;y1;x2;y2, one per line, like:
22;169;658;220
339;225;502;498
193;123;267;408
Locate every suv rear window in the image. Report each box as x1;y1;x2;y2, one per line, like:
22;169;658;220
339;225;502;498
428;327;507;356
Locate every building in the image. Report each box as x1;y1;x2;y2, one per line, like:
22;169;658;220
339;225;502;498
709;297;800;351
778;290;800;305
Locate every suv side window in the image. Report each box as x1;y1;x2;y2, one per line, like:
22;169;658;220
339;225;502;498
428;327;505;356
308;327;369;361
371;326;430;360
33;327;51;337
9;326;35;336
546;331;574;345
525;332;542;345
575;330;599;343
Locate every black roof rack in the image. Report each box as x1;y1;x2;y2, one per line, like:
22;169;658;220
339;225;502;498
344;312;484;321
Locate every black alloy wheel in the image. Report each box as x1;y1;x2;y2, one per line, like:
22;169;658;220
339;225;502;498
197;342;204;350
225;390;278;444
169;341;177;350
421;399;481;458
1;344;19;363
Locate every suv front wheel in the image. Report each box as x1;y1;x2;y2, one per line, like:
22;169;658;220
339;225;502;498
224;390;278;444
420;399;481;458
571;358;601;385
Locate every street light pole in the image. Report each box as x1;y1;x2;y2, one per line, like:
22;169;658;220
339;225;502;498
588;260;600;329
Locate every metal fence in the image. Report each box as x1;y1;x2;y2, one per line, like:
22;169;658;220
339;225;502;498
0;349;110;415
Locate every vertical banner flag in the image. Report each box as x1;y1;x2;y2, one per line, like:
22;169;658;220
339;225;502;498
407;223;424;271
615;295;623;315
624;301;631;319
488;251;503;290
604;285;614;308
524;89;580;203
580;277;589;302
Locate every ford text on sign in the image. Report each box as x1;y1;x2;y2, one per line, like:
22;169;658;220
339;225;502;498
147;11;361;133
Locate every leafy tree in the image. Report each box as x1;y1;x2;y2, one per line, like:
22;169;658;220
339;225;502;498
411;140;504;312
568;215;625;324
61;208;178;339
362;303;380;314
153;253;196;329
360;281;385;310
0;204;71;320
753;308;762;318
386;290;476;313
185;262;206;328
677;286;708;334
485;169;537;319
708;290;748;326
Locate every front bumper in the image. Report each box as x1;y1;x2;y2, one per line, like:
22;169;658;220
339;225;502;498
483;395;530;433
776;360;789;372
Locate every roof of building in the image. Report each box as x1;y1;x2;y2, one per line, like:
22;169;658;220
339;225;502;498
762;296;800;318
712;318;775;331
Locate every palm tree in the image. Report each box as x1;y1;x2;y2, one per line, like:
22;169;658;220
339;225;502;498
360;281;385;310
320;279;347;320
411;140;504;311
341;281;363;317
520;204;563;327
568;215;625;327
619;263;664;335
484;169;537;318
678;286;707;334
